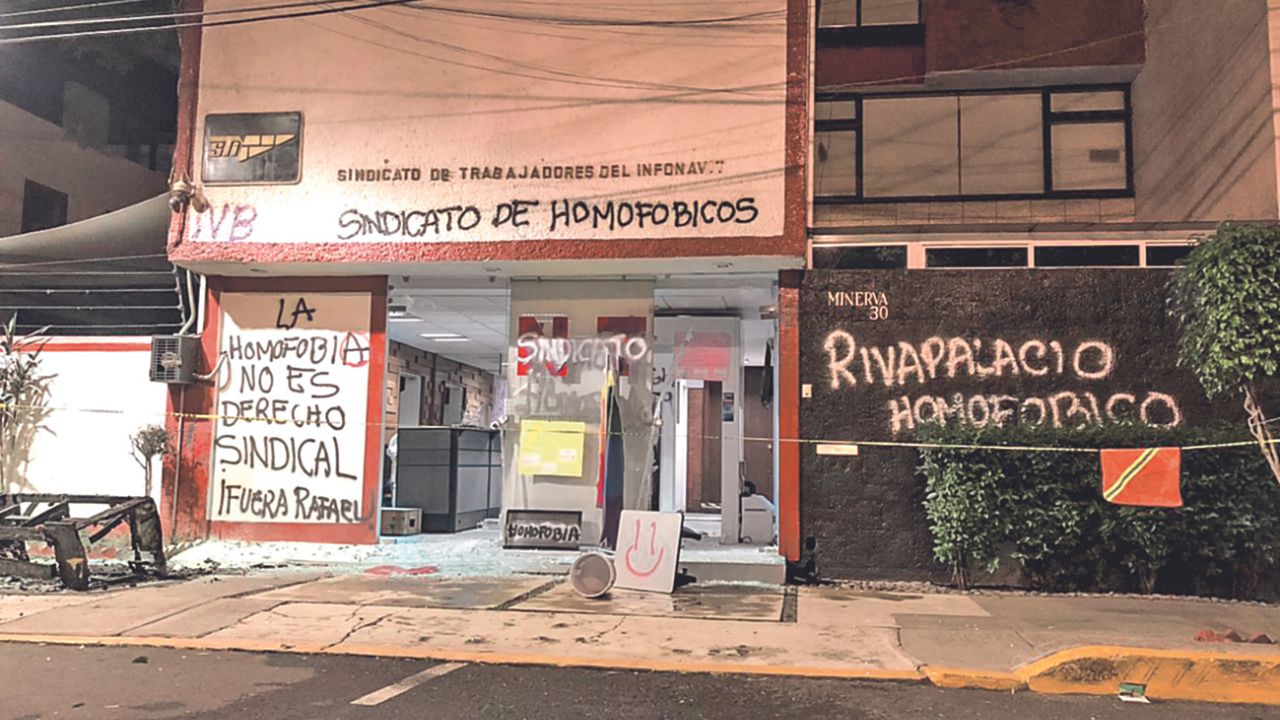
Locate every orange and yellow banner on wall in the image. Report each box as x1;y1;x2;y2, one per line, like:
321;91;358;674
1100;447;1183;507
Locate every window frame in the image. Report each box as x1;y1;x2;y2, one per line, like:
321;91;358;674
925;246;1030;269
814;84;1134;204
812;243;909;269
816;0;924;29
810;240;1199;270
20;179;69;234
1033;244;1141;268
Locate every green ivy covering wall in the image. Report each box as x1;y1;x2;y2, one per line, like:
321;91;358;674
919;423;1280;600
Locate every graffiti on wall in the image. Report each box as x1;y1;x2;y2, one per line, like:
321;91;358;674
516;335;649;372
515;316;650;378
334;196;760;241
507;316;653;422
188;202;258;243
822;330;1182;434
811;272;1192;438
211;293;371;523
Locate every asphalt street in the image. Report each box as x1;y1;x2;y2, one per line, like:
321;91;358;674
2;643;1277;720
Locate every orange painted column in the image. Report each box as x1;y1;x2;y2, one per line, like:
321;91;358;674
777;270;803;562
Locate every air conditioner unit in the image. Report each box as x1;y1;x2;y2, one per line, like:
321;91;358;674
149;335;200;384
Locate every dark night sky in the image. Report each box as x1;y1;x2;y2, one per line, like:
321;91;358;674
0;0;179;142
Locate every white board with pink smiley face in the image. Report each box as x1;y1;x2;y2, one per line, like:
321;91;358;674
613;510;684;593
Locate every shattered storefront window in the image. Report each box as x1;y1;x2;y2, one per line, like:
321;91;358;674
501;282;656;547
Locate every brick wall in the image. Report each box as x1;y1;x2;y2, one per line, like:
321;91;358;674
815;43;924;88
386;341;496;436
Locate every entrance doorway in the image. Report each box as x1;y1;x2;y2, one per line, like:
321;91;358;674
651;280;778;545
398;374;422;427
379;274;778;547
683;379;723;513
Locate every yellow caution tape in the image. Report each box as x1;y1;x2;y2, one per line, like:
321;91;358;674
2;402;1275;454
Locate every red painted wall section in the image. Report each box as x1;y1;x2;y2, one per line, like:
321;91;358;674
816;0;1144;90
783;0;808;251
166;0;203;252
161;278;219;543
925;0;1145;73
777;269;802;562
36;341;151;352
160;276;388;545
171;235;804;268
776;0;806;562
816;44;926;88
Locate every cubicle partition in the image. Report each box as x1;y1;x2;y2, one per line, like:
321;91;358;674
394;427;502;533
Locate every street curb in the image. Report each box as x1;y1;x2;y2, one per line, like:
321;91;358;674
2;633;1277;704
1013;645;1280;705
925;645;1280;705
922;666;1022;692
0;633;926;683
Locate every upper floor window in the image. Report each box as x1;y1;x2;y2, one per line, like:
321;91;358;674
818;0;921;27
814;86;1132;202
813;242;1196;269
813;244;907;269
1035;245;1139;267
1146;244;1193;267
21;180;68;233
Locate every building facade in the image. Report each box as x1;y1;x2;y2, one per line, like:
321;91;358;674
801;0;1280;578
157;0;1275;579
1;40;180;503
161;0;808;549
0;41;174;236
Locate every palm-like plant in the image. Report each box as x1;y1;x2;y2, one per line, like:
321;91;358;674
0;315;55;493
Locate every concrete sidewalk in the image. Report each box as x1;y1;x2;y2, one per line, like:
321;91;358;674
0;572;1277;705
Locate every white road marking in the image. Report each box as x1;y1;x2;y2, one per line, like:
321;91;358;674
350;662;467;706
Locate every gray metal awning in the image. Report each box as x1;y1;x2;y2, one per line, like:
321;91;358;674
0;195;183;335
0;194;170;269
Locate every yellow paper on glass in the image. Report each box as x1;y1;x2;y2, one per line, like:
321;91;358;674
518;420;586;477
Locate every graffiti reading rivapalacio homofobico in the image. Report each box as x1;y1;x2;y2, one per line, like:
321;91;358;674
816;282;1186;436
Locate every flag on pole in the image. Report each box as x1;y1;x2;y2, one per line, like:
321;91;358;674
1100;447;1183;507
597;361;626;549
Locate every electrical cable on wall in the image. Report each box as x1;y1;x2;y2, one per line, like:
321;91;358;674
0;0;405;30
0;0;153;18
0;0;781;43
0;0;418;43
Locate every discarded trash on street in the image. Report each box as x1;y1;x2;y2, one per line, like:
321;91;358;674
1117;682;1151;703
569;551;615;598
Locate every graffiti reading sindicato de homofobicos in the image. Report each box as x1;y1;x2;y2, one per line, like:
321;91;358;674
822;331;1184;434
335;197;759;240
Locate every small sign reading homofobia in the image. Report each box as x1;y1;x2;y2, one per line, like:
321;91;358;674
502;509;583;550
